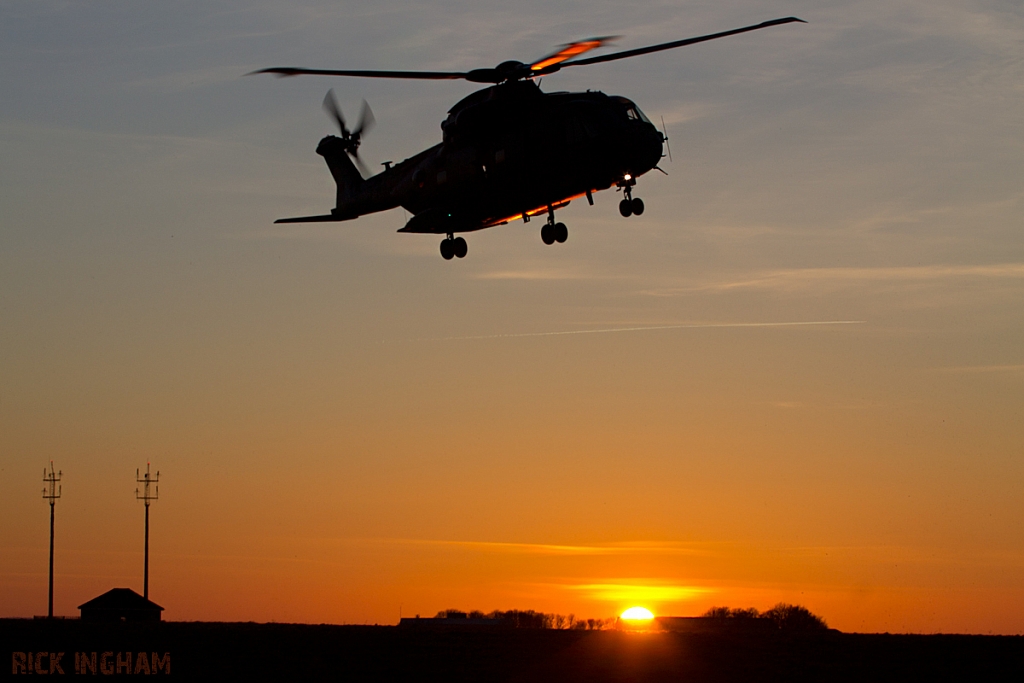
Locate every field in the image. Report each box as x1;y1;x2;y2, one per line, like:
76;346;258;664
3;619;1023;681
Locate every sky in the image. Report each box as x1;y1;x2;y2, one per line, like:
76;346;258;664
1;0;1022;633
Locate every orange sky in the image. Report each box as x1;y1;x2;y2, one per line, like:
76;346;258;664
4;315;1022;632
1;1;1022;633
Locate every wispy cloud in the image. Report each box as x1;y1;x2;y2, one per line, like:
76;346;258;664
394;539;626;556
645;264;1024;295
659;101;720;127
559;582;712;602
472;268;599;281
125;64;253;92
405;320;864;343
930;364;1024;374
769;398;889;411
351;538;708;557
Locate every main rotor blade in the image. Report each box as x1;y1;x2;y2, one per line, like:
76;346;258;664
530;36;619;73
250;67;469;80
561;17;805;67
250;17;803;85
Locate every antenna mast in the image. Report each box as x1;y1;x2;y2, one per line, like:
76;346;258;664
135;463;159;600
42;462;62;618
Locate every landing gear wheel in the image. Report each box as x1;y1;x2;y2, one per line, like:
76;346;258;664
619;198;633;218
440;238;455;260
453;236;468;258
554;222;568;243
631;198;645;216
541;224;556;245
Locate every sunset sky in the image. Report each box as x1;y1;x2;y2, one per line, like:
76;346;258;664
2;0;1022;633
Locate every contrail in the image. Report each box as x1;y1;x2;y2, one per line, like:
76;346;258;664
404;320;865;343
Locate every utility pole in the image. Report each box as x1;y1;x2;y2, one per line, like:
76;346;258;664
42;462;62;618
135;463;159;600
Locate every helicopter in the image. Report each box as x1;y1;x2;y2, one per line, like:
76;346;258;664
253;17;804;260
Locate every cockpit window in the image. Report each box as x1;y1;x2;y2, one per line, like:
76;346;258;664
626;105;651;123
612;96;652;124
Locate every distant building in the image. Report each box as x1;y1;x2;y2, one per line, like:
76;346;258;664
78;588;163;622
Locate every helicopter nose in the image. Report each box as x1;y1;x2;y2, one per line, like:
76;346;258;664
643;123;664;166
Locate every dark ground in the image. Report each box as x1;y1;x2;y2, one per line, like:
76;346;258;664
3;619;1022;681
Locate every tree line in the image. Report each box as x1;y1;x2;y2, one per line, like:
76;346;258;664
700;603;828;631
430;603;827;632
434;609;614;630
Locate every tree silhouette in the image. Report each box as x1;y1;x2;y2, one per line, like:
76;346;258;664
701;604;827;631
762;603;828;631
702;606;761;619
430;608;614;630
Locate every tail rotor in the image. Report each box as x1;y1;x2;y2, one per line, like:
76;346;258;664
323;89;374;176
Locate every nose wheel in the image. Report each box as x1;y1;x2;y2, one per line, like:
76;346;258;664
440;235;467;260
618;183;645;217
618;197;645;217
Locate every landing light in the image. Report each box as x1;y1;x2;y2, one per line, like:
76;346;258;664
623;174;632;181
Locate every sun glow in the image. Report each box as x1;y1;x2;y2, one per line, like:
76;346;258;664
568;583;708;602
620;606;654;621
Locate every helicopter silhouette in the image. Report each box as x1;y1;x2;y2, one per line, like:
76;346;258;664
252;17;804;260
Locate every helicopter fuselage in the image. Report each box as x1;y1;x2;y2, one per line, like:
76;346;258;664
288;80;664;236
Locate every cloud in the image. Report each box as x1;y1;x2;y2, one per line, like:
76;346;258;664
930;364;1024;375
472;269;594;281
405;320;864;343
729;264;1024;289
644;264;1024;296
355;538;708;557
396;539;627;556
560;582;712;603
658;101;720;127
125;64;254;92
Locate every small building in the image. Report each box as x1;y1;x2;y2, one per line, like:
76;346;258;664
78;588;163;622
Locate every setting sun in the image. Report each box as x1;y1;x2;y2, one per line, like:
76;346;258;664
620;607;655;621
